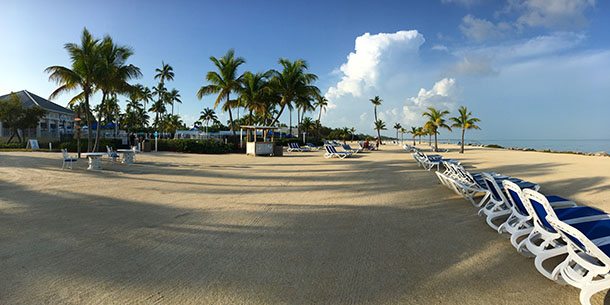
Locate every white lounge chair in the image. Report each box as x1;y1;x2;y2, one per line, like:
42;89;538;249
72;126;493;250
477;173;514;230
521;189;609;281
61;149;78;170
341;144;361;154
324;145;352;159
106;146;120;162
305;143;320;151
547;216;610;305
500;180;576;250
287;142;311;152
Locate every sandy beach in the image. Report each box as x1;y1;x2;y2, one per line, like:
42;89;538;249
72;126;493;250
1;144;610;305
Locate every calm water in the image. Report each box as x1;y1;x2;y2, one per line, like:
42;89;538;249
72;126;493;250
455;139;610;154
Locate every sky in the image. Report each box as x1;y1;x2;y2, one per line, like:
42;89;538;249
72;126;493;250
1;0;609;140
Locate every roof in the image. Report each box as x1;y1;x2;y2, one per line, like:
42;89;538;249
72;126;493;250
239;125;279;130
0;90;74;115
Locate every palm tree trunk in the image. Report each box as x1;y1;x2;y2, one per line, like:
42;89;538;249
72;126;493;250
270;100;288;127
84;95;93;152
377;129;381;147
374;106;378;122
434;132;438;151
461;128;465;154
412;137;415;145
318;107;322;123
227;93;236;136
296;108;300;136
93;92;106;152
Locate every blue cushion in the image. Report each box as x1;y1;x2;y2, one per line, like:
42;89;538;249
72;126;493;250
556;206;606;221
64;158;77;162
546;195;571;203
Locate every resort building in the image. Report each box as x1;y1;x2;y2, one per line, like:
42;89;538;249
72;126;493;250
0;90;74;141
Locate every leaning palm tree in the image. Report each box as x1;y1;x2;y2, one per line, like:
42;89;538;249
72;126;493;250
197;49;245;136
370;96;382;122
269;58;319;126
450;106;481;153
154;61;174;85
422;107;452;151
199;107;217;136
374;119;386;146
393;123;402;141
45;28;100;152
314;95;328;123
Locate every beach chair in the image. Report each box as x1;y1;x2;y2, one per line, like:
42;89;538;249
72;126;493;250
500;180;576;250
341;144;362;154
106;146;120;162
477;173;515;230
61;149;78;170
305;143;320;151
324;145;351;159
521;189;610;280
547;216;610;305
287;142;310;152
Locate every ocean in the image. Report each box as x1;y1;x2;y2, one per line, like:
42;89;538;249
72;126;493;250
452;139;610;154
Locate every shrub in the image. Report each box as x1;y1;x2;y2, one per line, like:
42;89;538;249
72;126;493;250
0;142;26;149
157;139;232;154
59;139;123;152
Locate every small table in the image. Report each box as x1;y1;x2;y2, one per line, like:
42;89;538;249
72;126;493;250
81;153;106;170
117;149;136;165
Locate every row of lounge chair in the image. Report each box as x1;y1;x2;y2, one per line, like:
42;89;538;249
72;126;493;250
424;154;610;305
287;142;366;159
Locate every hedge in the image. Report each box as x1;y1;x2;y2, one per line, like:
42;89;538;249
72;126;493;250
59;139;123;152
157;139;233;154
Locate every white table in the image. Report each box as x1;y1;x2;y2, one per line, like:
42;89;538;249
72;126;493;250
117;149;136;165
81;153;106;170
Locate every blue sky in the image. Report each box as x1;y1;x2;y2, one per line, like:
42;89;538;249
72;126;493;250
1;0;609;140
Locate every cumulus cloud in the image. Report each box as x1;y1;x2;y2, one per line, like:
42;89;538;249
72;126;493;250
459;15;513;42
325;30;424;102
508;0;596;29
403;78;458;126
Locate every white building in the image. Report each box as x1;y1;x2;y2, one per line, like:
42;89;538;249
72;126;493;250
0;90;74;141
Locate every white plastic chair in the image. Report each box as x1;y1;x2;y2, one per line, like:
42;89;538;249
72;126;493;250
61;149;78;170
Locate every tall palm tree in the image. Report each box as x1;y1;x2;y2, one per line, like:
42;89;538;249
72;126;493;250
370;96;382;122
154;61;174;85
416;127;424;144
350;127;356;142
92;35;141;151
450;106;481;153
167;88;182;115
374;119;386;147
269;58;319;126
393;123;402;141
408;126;418;145
197;49;245;136
314;95;328;123
45;28;99;152
199;107;217;135
422;107;451;151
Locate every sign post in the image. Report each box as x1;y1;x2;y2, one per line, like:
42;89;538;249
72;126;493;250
154;131;158;152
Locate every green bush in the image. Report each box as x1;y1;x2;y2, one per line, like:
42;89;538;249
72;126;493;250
0;142;26;149
59;139;123;152
157;139;232;154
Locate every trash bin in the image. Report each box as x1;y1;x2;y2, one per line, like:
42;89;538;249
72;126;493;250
273;144;283;156
143;141;152;152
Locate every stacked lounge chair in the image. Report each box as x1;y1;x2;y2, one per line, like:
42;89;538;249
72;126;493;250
287;142;311;152
419;152;610;305
324;145;352;159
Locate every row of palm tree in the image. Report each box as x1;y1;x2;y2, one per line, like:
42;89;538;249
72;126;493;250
196;49;324;137
401;106;480;153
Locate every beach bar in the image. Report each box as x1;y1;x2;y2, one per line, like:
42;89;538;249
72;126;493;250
240;125;281;156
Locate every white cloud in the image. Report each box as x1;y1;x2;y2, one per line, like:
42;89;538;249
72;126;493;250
402;78;458;126
432;44;449;52
325;30;424;102
508;0;596;29
451;56;498;76
459;15;513;42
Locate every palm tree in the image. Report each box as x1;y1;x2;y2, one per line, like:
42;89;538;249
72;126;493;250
45;28;99;152
370;96;382;122
408;127;418;145
92;35;141;151
450;106;481;153
416;127;424;144
167;88;182;115
269;58;319;126
314;95;328;123
197;49;245;136
374;119;386;146
154;61;174;85
422;107;452;151
238;71;272;125
151;83;168;128
199;107;217;135
350;127;356;142
393;123;402;141
399;127;407;144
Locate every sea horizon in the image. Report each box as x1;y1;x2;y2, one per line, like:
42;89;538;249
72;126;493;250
440;138;610;154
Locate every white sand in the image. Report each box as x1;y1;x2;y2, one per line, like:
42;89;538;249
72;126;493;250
1;144;609;304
